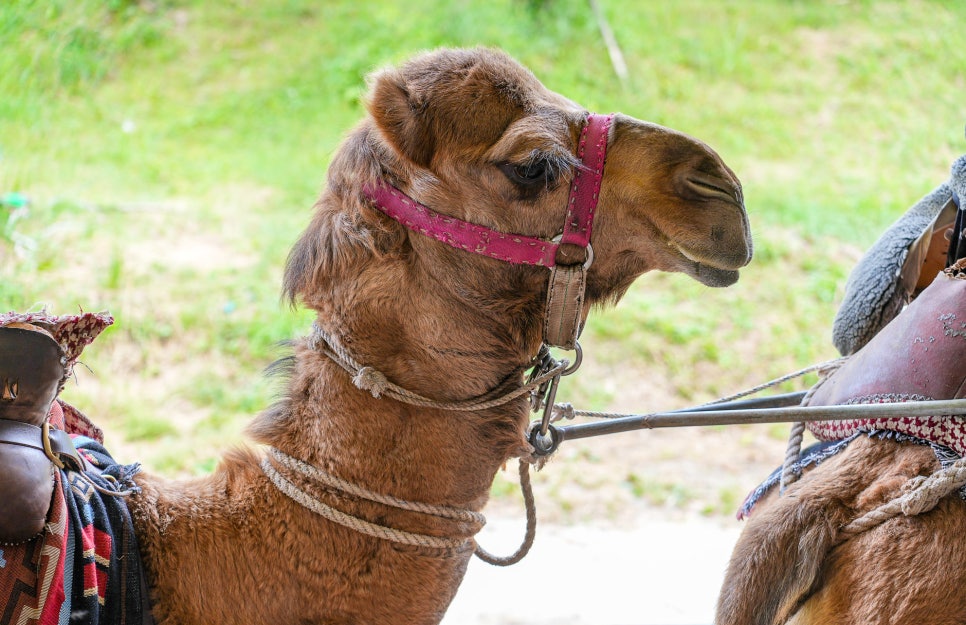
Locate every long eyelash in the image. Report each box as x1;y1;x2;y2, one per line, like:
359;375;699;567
521;149;579;182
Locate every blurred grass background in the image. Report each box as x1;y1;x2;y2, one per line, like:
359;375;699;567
1;0;964;496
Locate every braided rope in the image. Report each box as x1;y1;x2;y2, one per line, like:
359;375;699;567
311;325;567;411
779;422;807;494
554;357;846;422
74;471;137;498
473;459;538;566
261;455;472;551
779;358;849;492
263;448;541;564
837;457;966;545
267;447;486;525
301;327;550;565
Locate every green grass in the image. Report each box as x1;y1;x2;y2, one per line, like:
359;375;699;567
2;0;965;480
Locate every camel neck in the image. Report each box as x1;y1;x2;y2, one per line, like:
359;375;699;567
307;323;545;410
248;339;533;514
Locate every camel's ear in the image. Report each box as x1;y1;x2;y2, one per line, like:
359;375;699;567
366;69;435;168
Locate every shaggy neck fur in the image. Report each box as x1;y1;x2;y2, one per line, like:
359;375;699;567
128;137;547;623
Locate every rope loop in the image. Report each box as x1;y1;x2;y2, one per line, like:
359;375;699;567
311;323;567;412
837;456;966;545
473;459;538;566
262;447;540;566
262;448;484;552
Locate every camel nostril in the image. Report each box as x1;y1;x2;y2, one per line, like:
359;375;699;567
686;175;740;204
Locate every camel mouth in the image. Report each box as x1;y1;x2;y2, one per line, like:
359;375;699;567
690;263;740;287
671;243;742;287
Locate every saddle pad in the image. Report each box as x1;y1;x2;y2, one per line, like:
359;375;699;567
0;438;148;625
737;431;963;520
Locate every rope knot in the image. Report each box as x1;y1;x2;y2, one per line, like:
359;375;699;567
552;402;576;422
308;324;324;351
353;366;390;398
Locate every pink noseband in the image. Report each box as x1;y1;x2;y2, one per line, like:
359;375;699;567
363;113;614;350
363;113;614;268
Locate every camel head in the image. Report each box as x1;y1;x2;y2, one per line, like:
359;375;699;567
284;47;752;388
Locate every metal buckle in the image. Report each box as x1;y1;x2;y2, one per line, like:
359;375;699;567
551;234;594;269
42;420;65;470
529;343;583;434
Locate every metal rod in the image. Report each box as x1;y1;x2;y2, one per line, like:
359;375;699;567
672;391;807;413
530;398;966;456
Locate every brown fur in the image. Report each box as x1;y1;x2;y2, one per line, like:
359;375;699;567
717;436;966;625
126;47;751;624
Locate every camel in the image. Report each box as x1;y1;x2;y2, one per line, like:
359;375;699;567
77;47;753;624
716;156;966;625
0;45;752;624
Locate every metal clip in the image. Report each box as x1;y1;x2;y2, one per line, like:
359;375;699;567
524;341;586;459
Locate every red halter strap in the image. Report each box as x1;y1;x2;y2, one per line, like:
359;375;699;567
362;113;614;268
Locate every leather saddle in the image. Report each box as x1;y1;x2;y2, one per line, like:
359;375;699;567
0;323;84;544
806;222;966;449
810;173;965;411
807;263;966;407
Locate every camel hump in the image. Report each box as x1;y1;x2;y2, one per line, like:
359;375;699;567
0;322;65;543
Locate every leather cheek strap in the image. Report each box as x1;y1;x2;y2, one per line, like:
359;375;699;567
543;264;586;351
0;418;85;472
541;113;612;350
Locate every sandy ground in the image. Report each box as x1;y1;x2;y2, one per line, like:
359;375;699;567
445;514;740;625
437;382;795;625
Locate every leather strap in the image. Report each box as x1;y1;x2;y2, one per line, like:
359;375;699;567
542;114;612;348
556;113;612;256
362;113;614;271
911;197;957;292
363;183;560;267
949;190;966;266
362;113;614;349
0;418;85;472
543;265;586;350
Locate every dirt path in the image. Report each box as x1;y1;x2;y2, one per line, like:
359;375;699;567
443;419;792;624
445;513;741;624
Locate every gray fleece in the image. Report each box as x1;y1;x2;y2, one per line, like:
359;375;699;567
831;154;966;355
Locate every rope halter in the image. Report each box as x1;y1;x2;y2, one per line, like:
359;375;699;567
269;115;614;565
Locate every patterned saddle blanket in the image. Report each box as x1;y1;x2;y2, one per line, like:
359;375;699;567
0;402;150;625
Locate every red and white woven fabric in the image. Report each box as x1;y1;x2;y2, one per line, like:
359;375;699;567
0;310;113;369
807;393;966;456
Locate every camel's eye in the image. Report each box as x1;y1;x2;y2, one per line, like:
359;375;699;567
499;159;550;187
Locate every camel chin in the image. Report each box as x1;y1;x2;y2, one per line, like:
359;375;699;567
691;264;740;287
